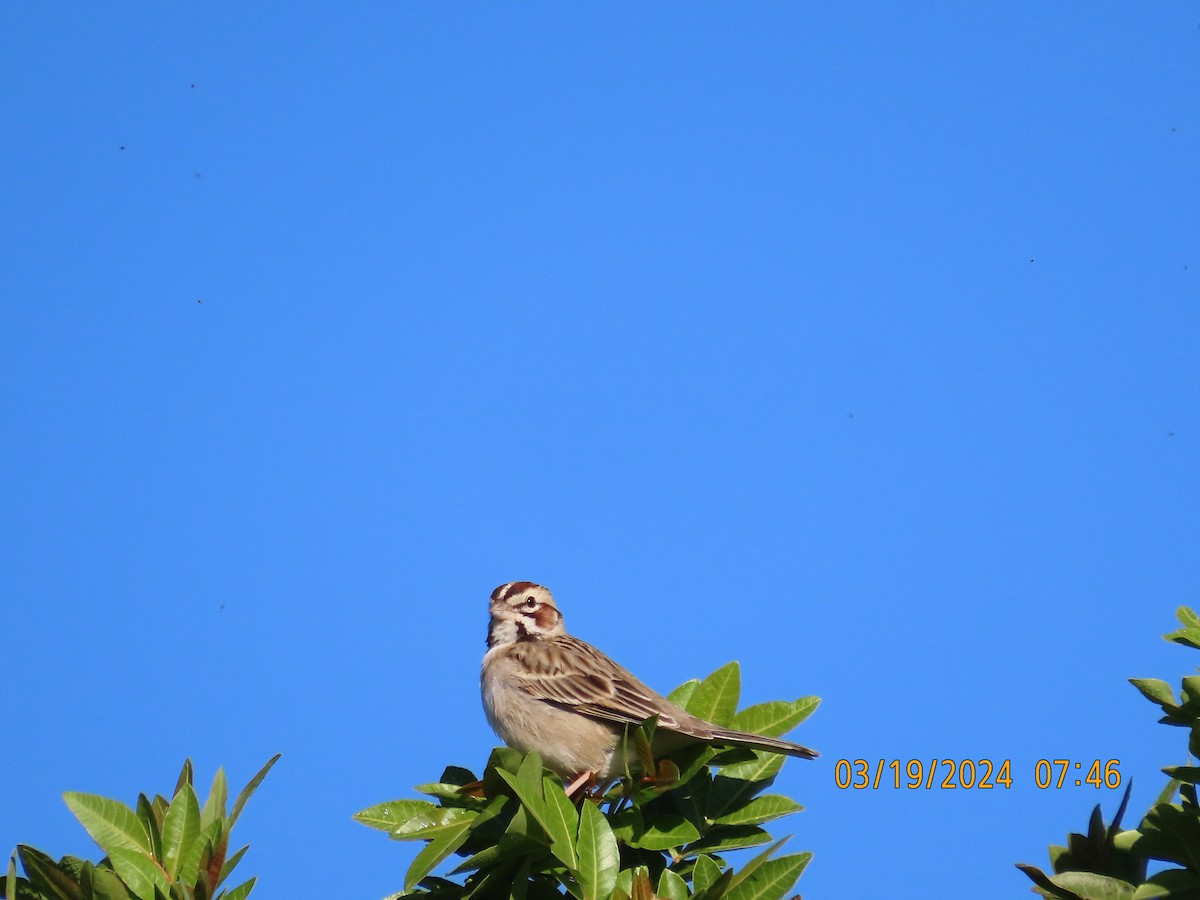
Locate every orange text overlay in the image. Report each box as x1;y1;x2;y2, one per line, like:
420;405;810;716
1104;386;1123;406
833;759;1122;790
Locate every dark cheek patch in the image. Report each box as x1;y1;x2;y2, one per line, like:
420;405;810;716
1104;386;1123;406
533;605;559;631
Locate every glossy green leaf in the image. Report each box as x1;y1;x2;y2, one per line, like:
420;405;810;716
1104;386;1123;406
201;768;228;829
229;755;279;829
612;869;633;899
495;753;548;823
90;867;133;900
218;844;248;886
108;847;170;900
725;852;810;900
1133;868;1200;899
718;751;785;784
668;745;717;787
658;868;689;900
174;761;194;797
723;837;790;893
16;845;82;900
574;801;618;900
5;854;15;900
220;876;256;900
1130;679;1177;709
540;775;580;869
135;795;162;865
692;855;723;894
498;752;582;867
688;825;771;855
731;698;819;738
162;783;201;879
450;829;545;875
188;818;224;891
1165;608;1200;650
1162;766;1200;785
710;795;802;827
687;663;741;727
392;808;477;842
1036;871;1134;900
667;679;700;710
404;817;475;891
707;772;779;821
630;813;700;851
63;793;151;857
353;799;442;834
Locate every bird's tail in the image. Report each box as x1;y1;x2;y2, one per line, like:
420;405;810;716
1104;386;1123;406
707;728;818;760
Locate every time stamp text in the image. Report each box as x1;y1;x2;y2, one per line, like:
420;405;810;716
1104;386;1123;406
833;758;1122;790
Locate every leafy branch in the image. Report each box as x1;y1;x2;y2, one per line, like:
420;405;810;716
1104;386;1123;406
3;755;279;900
1017;607;1200;899
357;662;818;900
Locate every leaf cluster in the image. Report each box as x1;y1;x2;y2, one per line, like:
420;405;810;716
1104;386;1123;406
3;756;278;900
356;662;817;900
1018;607;1200;899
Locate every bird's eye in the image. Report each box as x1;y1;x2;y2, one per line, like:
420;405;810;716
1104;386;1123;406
524;596;538;609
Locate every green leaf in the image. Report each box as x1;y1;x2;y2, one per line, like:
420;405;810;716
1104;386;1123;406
1130;679;1177;709
731;698;820;738
723;838;790;894
668;745;717;787
201;768;228;829
5;854;15;900
667;679;700;709
161;784;201;880
574;801;618;900
1133;868;1200;899
540;775;580;869
416;766;485;806
497;751;583;869
706;769;780;822
687;663;741;727
229;755;279;828
188;818;224;892
495;753;548;823
692;855;723;894
450;829;545;875
391;808;477;842
1163;767;1200;785
218;844;248;886
1127;803;1200;872
220;876;256;900
404;817;475;892
482;747;526;798
90;867;133;900
717;751;785;784
710;795;802;827
1166;608;1200;650
174;761;194;797
353;799;442;834
107;848;170;900
16;845;83;900
63;793;151;857
725;853;810;900
693;868;734;900
1038;872;1134;900
687;825;771;855
657;868;689;900
630;813;700;851
135;795;162;865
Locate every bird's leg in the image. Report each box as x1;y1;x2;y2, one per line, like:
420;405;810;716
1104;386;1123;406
564;771;595;798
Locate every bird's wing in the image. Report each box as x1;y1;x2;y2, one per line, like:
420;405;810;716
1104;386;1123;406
508;635;688;730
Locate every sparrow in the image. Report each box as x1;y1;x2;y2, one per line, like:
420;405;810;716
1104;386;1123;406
480;581;817;789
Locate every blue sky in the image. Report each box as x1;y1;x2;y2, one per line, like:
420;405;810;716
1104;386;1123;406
2;3;1197;898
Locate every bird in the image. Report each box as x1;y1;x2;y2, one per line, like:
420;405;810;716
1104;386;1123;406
481;581;817;792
